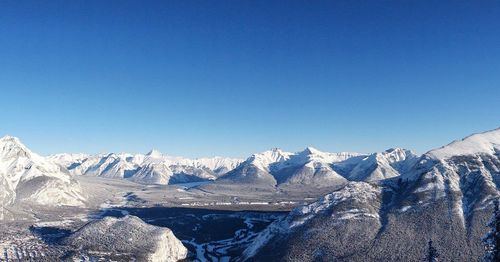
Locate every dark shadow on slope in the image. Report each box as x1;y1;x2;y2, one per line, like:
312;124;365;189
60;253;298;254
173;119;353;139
29;226;72;245
123;192;146;204
124;167;141;178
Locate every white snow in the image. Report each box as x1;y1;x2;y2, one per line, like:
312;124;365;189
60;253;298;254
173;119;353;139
413;171;446;193
52;148;243;185
288;147;362;167
246;148;293;170
0;135;85;208
242;147;361;171
290;182;380;225
66;215;187;262
427;128;500;160
348;148;418;181
242;182;381;259
400;206;412;212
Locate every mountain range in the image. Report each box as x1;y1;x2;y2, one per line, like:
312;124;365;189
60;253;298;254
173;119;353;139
46;144;419;191
48;149;243;185
1;127;499;261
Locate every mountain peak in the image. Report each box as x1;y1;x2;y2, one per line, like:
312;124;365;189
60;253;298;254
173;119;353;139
384;148;398;153
427;127;500;160
0;135;31;159
146;149;162;158
270;147;283;153
0;135;22;144
247;148;292;168
301;146;321;155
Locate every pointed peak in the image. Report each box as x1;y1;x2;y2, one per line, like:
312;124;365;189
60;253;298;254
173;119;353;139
267;147;285;154
254;147;287;157
0;135;27;150
0;135;22;144
384;148;398;153
248;148;292;165
0;135;32;159
146;149;162;157
381;147;415;156
302;146;321;155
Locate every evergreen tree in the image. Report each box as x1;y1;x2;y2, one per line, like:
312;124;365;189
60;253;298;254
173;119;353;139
424;239;439;262
482;199;500;262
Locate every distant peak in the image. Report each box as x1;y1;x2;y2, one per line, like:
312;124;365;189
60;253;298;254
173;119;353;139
302;146;321;155
0;135;32;158
0;135;21;143
146;149;162;157
0;135;26;148
381;147;416;155
384;148;397;153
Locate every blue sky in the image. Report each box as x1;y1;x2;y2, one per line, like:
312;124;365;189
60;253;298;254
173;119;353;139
0;1;499;158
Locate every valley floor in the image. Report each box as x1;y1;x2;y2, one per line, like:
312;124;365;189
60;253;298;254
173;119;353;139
0;176;314;261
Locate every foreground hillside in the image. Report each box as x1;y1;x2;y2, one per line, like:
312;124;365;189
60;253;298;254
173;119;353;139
244;128;500;261
64;215;188;261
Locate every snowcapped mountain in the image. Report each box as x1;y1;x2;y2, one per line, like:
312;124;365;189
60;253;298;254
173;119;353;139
400;128;500;221
272;147;358;188
47;153;89;168
50;143;421;189
0;136;85;207
220;148;292;186
243;127;500;261
219;146;414;189
66;153;139;178
52;149;243;185
344;148;419;181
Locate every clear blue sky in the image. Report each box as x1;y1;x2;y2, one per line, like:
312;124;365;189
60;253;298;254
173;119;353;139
1;1;499;158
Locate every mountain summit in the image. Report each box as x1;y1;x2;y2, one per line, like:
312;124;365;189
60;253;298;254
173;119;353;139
0;135;85;208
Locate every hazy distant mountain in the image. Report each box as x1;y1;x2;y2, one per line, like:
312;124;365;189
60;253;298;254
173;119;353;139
50;149;243;185
0;136;85;209
49;141;421;189
242;128;500;261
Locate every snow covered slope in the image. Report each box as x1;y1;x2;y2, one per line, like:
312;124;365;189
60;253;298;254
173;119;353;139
52;144;422;188
67;153;138;178
243;182;382;260
64;215;188;262
245;127;500;261
47;153;89;168
0;136;85;207
346;148;419;181
427;128;500;160
219;147;421;189
220;148;293;186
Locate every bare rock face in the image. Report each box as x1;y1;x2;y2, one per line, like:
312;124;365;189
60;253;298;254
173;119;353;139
65;215;188;262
